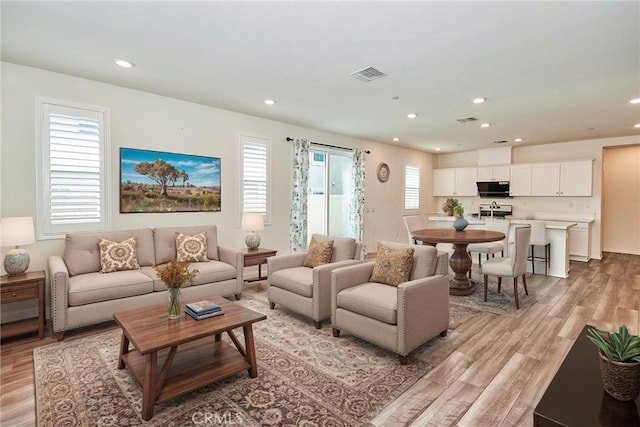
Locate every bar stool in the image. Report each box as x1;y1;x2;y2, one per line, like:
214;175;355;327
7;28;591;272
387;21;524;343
527;220;550;275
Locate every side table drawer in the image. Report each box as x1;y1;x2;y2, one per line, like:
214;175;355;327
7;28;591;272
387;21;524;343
1;284;38;302
244;256;268;267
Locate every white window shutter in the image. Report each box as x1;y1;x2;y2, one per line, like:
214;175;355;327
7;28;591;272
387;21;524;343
240;135;270;221
37;99;110;238
404;164;420;210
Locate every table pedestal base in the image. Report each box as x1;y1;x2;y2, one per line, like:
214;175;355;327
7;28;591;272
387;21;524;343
449;243;473;296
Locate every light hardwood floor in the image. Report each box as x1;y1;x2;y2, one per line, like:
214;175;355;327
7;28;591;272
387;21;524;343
1;252;638;426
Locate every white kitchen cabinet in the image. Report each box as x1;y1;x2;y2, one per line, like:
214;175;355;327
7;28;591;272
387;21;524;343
509;164;532;196
569;222;591;262
433;167;477;196
531;161;592;196
531;163;561;196
560;161;593;196
477;166;510;181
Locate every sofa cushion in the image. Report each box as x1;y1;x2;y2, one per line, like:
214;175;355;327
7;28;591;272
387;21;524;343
98;237;140;273
154;226;219;265
68;270;153;306
144;261;236;291
312;234;356;262
370;244;414;286
269;266;313;297
65;229;155;276
303;237;333;268
337;282;397;324
176;232;208;262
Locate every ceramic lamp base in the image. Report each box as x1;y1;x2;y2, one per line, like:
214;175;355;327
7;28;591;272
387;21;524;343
4;247;30;275
245;233;261;249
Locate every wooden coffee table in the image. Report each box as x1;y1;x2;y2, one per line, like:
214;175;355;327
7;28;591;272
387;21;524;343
113;296;267;420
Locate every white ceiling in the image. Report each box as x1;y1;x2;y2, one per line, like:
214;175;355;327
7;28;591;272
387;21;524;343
2;1;639;153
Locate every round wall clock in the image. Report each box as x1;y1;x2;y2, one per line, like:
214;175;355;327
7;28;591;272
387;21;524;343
377;162;390;182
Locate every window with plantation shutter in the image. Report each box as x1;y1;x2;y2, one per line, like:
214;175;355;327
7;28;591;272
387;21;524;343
36;98;110;239
404;164;420;211
240;135;271;222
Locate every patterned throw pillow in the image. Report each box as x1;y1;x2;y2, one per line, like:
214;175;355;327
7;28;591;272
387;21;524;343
176;232;208;262
370;244;415;286
303;237;334;268
98;237;140;273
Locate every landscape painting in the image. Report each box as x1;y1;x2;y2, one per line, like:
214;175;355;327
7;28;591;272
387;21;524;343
120;148;221;213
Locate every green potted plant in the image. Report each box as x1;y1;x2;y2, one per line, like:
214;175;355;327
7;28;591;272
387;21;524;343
442;198;460;216
588;325;640;401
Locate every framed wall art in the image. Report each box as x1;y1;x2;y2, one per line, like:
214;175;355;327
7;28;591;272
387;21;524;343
120;147;221;213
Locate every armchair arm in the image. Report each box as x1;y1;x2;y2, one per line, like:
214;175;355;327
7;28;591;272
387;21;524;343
218;245;243;293
435;251;449;276
312;259;363;320
48;255;70;334
267;252;307;275
331;262;375;323
397;274;450;355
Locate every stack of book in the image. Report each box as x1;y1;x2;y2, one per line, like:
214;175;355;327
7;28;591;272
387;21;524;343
185;300;224;320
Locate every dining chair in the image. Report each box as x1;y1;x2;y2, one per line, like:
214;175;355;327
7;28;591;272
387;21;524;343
527;220;550;275
467;219;510;269
482;225;531;309
402;215;425;244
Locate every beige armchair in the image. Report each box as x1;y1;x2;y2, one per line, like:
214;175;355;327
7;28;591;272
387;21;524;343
268;234;363;328
331;242;450;364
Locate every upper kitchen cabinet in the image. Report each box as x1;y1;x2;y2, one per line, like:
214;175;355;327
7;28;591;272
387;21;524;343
531;160;593;196
433;167;478;196
477;166;510;181
509;164;532;196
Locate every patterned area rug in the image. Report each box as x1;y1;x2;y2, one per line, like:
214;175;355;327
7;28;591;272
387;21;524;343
35;289;435;426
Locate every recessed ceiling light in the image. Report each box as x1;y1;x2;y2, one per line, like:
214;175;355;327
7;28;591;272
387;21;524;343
264;99;276;105
514;138;523;142
435;147;441;151
634;124;640;128
114;58;134;69
407;113;418;119
630;98;640;104
472;97;487;104
480;123;491;128
392;137;400;142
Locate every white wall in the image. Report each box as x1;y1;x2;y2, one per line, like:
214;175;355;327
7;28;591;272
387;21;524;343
434;136;640;259
1;62;437;322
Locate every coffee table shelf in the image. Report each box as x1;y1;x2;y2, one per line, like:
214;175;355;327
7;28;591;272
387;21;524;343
121;337;251;404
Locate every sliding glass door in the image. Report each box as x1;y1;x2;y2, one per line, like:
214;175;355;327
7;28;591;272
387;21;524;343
307;148;353;240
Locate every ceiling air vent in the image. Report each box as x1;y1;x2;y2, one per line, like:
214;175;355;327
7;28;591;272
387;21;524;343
493;140;508;144
456;117;478;123
350;66;386;82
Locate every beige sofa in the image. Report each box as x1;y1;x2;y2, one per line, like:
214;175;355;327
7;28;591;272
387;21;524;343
48;225;242;340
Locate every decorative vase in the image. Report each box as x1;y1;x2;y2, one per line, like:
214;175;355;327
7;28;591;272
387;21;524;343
453;216;469;231
167;287;182;320
598;352;640;401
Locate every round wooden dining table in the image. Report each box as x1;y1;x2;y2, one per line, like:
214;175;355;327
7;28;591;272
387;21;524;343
411;228;505;296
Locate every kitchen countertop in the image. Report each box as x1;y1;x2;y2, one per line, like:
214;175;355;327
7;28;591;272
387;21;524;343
428;216;577;229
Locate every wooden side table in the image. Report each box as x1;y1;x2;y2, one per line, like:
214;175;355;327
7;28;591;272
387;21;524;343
1;271;46;339
243;248;277;282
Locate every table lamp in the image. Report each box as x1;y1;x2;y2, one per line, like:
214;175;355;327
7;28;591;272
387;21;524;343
0;216;36;275
241;213;264;249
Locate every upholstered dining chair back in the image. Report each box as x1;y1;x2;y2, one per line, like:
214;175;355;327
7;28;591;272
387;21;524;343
512;225;532;277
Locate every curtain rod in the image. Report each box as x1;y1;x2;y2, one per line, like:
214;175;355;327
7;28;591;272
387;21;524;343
286;137;370;154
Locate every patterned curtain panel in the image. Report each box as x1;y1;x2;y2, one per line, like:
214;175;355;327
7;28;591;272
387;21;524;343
289;138;310;251
349;148;365;257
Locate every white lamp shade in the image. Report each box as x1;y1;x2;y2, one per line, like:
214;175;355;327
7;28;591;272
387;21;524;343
0;217;36;247
241;213;264;232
